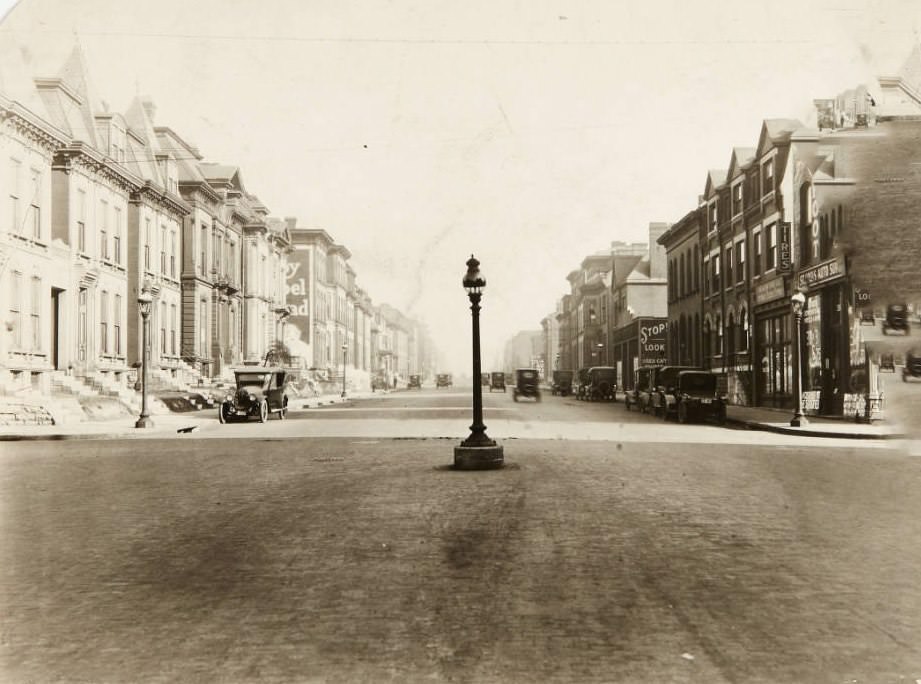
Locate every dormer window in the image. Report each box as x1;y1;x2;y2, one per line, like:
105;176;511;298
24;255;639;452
762;159;774;195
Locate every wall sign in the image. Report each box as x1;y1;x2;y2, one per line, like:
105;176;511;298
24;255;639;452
797;256;846;291
776;222;793;275
638;318;667;366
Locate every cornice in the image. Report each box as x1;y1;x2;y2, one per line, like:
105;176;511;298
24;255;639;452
132;181;192;217
0;99;69;154
52;144;142;194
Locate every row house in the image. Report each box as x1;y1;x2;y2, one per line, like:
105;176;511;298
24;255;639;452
608;224;668;388
243;212;290;365
659;208;705;367
0;46;70;394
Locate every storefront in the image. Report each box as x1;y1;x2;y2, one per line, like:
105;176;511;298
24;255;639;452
752;276;793;409
797;256;851;416
611;317;667;389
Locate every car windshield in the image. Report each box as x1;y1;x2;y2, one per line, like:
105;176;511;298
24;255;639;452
236;374;269;388
680;373;716;392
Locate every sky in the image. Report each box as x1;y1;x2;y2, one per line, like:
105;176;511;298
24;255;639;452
1;0;919;373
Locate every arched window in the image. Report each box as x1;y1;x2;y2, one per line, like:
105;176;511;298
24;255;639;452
715;315;722;355
693;245;699;291
727;312;735;358
702;318;711;367
694;313;700;365
679;314;687;364
739;309;749;351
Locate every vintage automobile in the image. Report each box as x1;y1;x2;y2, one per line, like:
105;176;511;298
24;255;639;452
512;368;541;402
879;353;896;373
550;369;574;396
648;365;700;417
623;366;656;412
407;374;422;389
859;309;876;325
575;367;592;400
666;369;727;424
436;373;453;388
903;349;921;382
218;367;290;423
371;374;389;391
489;372;506;392
882;303;910;335
585;366;617;401
481;373;490;386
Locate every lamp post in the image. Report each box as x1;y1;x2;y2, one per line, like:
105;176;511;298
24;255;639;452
341;343;348;398
454;254;504;470
790;291;809;427
135;284;154;428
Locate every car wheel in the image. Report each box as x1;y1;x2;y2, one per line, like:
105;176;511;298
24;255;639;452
678;402;688;424
278;400;288;419
259;400;268;423
717;405;727;425
218;403;230;424
624;397;631;411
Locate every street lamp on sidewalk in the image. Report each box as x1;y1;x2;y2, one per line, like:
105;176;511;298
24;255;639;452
790;291;809;427
135;284;154;429
454;254;504;470
341;343;348;398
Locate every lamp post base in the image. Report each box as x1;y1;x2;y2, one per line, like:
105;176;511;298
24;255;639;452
135;415;154;429
454;443;504;470
790;414;808;427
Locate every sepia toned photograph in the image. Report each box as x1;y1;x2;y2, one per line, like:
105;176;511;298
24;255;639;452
1;1;920;681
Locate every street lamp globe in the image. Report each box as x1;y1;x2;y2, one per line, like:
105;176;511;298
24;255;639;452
462;255;485;295
791;291;806;314
137;288;153;317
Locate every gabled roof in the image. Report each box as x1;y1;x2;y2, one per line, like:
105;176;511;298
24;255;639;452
704;169;727;198
727;147;756;180
611;254;644;290
756;118;803;157
123;96;166;186
199;163;246;193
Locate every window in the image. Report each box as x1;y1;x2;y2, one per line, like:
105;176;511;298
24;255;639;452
99;200;108;260
100;290;108;354
113;207;122;264
200;225;208;276
732;183;742;216
10;158;21;234
693;245;699;291
766;223;776;270
716;315;723;355
708;203;717;232
170;231;177;278
160;302;166;354
144;219;151;270
30;170;41;239
160;226;167;274
215;234;222;274
762;159;774;195
170;303;177;355
30;276;40;350
735;240;745;283
724;245;733;287
753;231;762;276
77;190;87;252
739;309;749;351
229;243;236;283
9;272;21;347
712;252;720;295
114;294;122;355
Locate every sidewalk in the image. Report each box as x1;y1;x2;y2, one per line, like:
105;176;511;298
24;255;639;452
724;404;901;440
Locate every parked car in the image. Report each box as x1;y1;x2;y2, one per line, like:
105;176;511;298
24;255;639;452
623;366;656;412
879;353;896;373
489;372;506;392
882;303;910;335
512;368;541;402
903;349;921;382
407;374;422;389
668;370;727;424
218;367;290;423
436;373;453;388
575;367;591;400
859;309;876;325
550;369;574;396
371;375;389;391
585;366;617;401
648;365;700;417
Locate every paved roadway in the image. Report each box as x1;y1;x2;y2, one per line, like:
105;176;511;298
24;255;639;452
1;388;919;683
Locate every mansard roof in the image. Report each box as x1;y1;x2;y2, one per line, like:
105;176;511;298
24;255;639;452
199;163;246;193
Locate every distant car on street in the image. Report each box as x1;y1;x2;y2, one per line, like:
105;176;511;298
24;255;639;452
436;373;453;388
882;303;910;335
489;372;506;392
407;374;422;389
585;366;617;402
648;365;700;417
512;368;541;402
550;369;574;396
903;349;921;382
624;366;656;413
668;370;727;424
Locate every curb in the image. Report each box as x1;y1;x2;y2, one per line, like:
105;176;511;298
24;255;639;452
724;417;901;440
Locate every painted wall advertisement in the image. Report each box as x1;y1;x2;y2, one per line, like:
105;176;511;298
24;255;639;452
283;256;312;362
638;319;667;366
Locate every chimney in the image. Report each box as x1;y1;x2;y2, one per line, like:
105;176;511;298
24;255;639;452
648;222;669;279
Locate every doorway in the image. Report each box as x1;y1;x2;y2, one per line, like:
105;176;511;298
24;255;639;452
51;287;64;370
